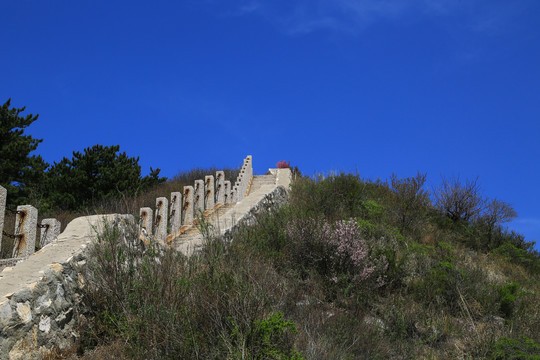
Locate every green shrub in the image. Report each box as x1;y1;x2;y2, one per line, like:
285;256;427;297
491;336;540;360
499;282;521;318
414;261;465;310
248;312;304;360
493;242;537;271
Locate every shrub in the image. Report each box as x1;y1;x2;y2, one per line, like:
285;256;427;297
276;160;291;169
499;282;521;318
493;242;540;273
414;260;465;310
249;312;304;360
286;217;388;298
432;175;484;223
491;336;540;360
324;219;387;287
389;171;430;234
83;220;303;359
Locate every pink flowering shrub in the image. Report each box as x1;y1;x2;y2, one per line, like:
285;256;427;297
286;217;387;288
276;160;291;168
324;219;388;286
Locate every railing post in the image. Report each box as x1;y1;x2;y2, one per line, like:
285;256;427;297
215;171;225;205
234;171;243;202
170;192;182;235
194;180;204;217
12;205;38;258
224;180;231;204
40;219;61;248
245;155;253;196
182;186;194;225
155;197;168;243
0;185;6;254
205;175;215;212
139;207;153;236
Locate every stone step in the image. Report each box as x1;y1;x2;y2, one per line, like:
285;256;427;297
248;175;276;194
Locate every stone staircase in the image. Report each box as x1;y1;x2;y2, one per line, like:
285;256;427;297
171;174;284;256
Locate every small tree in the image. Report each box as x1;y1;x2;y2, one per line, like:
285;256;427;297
478;199;517;248
0;99;49;206
433;175;484;223
389;171;430;234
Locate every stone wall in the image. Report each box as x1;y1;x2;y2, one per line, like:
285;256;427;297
0;214;134;360
222;185;289;242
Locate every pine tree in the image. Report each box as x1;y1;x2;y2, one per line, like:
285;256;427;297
0;99;49;206
44;144;166;211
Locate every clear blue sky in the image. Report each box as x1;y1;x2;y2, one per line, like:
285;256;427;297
1;1;539;249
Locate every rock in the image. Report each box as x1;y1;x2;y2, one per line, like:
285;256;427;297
0;300;12;324
8;326;40;360
35;292;51;314
55;308;73;328
39;315;51;333
16;302;32;323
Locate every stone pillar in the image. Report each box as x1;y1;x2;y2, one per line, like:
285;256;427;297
224;180;231;204
194;180;204;217
154;197;168;243
12;205;38;258
39;218;61;248
169;192;182;235
205;175;215;211
215;171;225;205
245;155;253;196
0;185;6;254
182;186;194;225
234;171;244;202
140;207;153;235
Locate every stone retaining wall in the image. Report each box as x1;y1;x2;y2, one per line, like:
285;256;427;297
0;215;134;360
222;185;289;242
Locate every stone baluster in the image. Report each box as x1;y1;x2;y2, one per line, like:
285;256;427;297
245;155;253;196
154;197;168;243
224;180;231;204
140;207;153;236
194;180;204;217
170;192;182;235
12;205;38;258
182;186;194;225
0;185;6;254
40;218;61;248
205;175;215;212
215;171;225;205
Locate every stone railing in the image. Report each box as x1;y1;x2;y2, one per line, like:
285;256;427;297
0;156;291;359
0;155;254;262
138;155;253;244
0;186;61;262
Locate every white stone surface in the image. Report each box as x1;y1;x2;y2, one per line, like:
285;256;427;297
154;197;168;243
183;186;194;225
169;192;182;235
139;207;153;234
12;205;38;258
205;175;215;211
40;219;61;248
0;185;6;255
194;180;204;218
215;171;225;205
224;180;231;204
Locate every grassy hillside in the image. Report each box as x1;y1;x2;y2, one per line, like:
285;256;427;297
57;172;539;359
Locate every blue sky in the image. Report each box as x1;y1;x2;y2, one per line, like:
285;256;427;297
1;0;539;249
